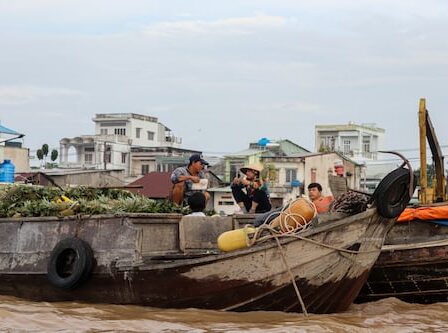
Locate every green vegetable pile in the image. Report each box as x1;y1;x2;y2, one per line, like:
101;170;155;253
0;185;189;218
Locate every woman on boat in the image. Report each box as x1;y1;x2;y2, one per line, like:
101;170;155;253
231;164;271;214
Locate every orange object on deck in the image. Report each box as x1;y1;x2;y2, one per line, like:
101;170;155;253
397;205;448;222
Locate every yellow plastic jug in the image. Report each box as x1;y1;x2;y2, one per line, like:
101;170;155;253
217;227;256;252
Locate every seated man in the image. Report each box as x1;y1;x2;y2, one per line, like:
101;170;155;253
307;182;334;214
231;164;271;214
171;154;210;205
186;192;206;216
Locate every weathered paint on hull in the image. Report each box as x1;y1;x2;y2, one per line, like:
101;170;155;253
357;220;448;304
0;267;372;314
0;209;393;313
357;242;448;304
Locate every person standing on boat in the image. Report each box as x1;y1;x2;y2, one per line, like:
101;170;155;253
171;154;210;205
186;192;207;216
307;182;333;213
231;164;271;214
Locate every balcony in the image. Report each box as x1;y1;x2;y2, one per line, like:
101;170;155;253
164;135;182;145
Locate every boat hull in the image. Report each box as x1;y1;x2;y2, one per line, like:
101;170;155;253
357;220;448;304
0;210;393;313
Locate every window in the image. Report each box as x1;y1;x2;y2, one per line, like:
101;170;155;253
218;201;235;206
147;131;154;140
311;168;316;183
320;135;335;152
114;128;126;136
121;153;127;164
142;164;149;175
285;169;297;183
85;153;93;163
100;128;108;135
343;140;351;155
104;146;111;163
136;128;141;139
362;137;371;153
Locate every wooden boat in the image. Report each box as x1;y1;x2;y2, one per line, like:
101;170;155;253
0;207;394;314
357;204;448;304
0;164;416;314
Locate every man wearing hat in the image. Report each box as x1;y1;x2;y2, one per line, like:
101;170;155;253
231;163;271;214
171;153;210;205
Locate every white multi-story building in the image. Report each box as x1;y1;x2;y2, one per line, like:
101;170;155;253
315;122;385;162
93;113;181;148
59;113;195;178
315;122;399;193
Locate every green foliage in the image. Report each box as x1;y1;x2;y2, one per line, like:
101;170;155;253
36;149;44;161
50;149;58;162
0;185;188;218
42;144;49;157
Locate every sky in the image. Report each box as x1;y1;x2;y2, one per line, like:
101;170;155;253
1;0;448;162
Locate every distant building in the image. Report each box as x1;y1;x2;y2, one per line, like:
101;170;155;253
315;122;385;162
301;152;362;197
128;172;172;199
16;169;125;187
315;122;396;192
210;139;363;214
93;113;181;148
0;123;29;172
59;113;199;179
223;139;310;183
209;139;311;213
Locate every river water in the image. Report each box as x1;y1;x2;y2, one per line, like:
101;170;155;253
0;297;447;332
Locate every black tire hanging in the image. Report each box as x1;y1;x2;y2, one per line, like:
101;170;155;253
47;237;94;290
373;167;414;218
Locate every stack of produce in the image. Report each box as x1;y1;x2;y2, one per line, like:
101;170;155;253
0;185;189;218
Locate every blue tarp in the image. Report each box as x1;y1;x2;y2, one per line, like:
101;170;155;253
0;124;21;136
428;220;448;227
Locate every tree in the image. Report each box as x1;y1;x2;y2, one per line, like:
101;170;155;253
36;149;44;168
42;144;49;157
36;144;57;169
38;143;50;168
50;149;58;162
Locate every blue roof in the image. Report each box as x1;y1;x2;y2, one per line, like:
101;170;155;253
0;124;21;136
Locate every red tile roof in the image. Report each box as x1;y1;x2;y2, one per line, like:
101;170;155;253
129;172;172;199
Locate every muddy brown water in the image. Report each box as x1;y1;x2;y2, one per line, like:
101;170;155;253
0;296;447;332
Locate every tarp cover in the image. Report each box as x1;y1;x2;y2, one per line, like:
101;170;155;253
0;124;21;135
398;205;448;222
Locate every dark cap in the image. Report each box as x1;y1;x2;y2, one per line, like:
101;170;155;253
189;153;209;165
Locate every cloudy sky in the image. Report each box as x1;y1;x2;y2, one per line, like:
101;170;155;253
1;0;448;162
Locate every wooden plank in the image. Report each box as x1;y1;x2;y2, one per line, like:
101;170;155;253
179;216;233;252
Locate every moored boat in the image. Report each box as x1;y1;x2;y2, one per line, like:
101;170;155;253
356;204;448;304
0;168;412;313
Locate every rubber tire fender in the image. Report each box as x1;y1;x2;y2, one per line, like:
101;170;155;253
47;237;94;290
373;167;414;218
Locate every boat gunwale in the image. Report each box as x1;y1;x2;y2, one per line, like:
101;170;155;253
130;208;382;270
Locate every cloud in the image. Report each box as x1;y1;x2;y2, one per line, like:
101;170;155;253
143;14;288;37
0;85;83;105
